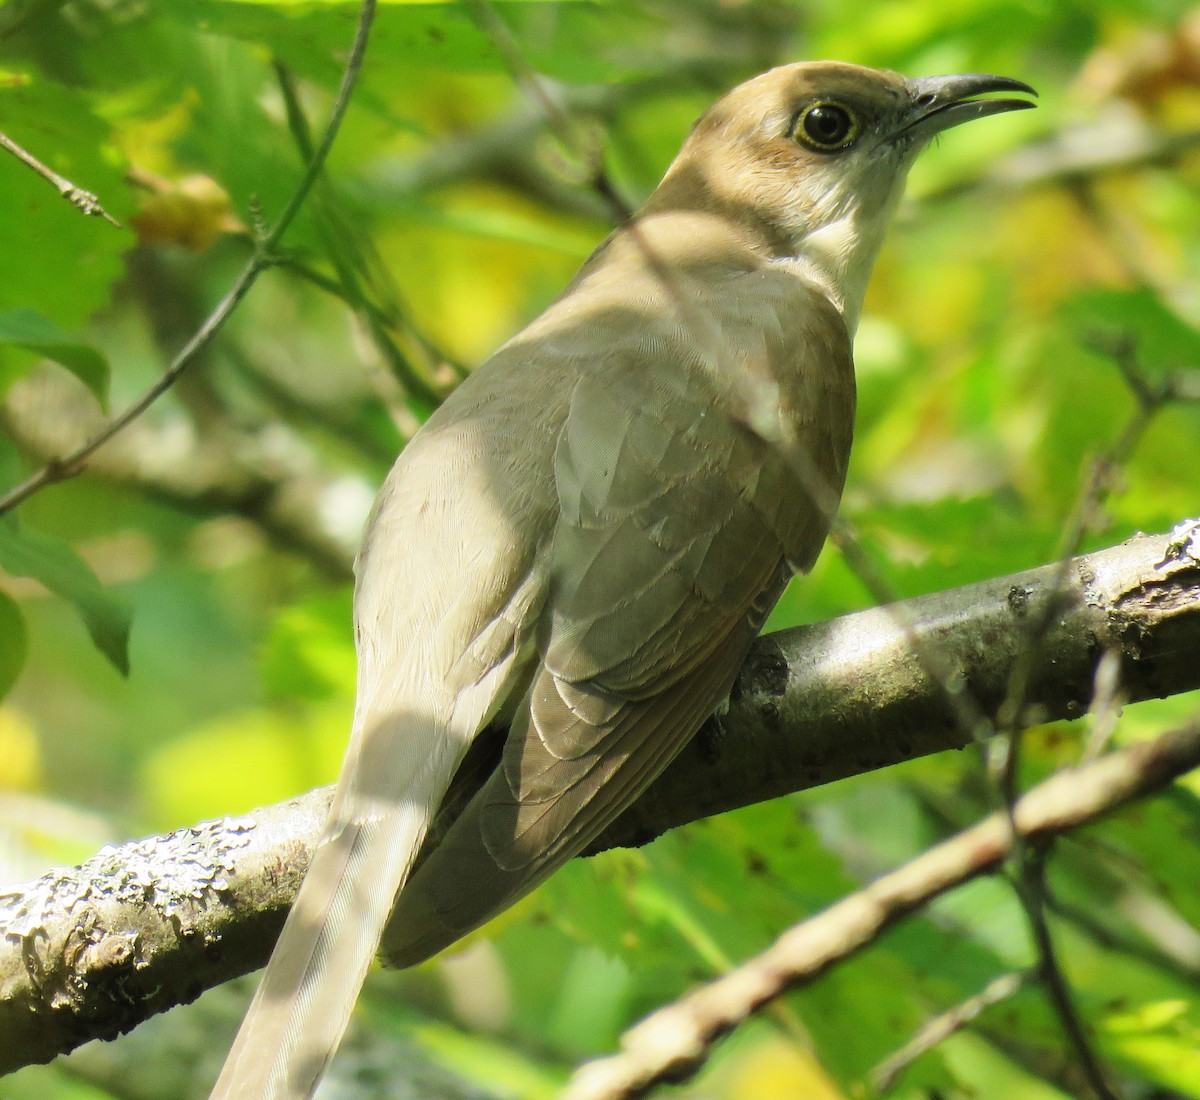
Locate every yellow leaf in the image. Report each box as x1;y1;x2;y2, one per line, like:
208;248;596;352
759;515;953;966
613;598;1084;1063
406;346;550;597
728;1037;847;1100
0;706;41;791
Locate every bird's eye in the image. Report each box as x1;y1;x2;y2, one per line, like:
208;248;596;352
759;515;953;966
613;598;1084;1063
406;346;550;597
795;102;859;151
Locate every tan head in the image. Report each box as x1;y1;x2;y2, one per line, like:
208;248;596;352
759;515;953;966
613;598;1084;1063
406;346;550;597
648;61;1035;330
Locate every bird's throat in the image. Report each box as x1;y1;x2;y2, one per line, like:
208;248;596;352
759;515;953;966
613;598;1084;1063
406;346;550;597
781;191;902;337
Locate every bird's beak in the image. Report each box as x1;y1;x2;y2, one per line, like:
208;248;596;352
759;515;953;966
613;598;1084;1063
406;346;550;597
895;73;1037;143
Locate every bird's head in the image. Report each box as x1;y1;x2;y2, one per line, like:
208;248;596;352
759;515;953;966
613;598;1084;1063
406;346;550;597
649;61;1036;330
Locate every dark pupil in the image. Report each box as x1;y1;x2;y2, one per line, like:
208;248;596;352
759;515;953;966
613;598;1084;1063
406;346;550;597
804;104;851;145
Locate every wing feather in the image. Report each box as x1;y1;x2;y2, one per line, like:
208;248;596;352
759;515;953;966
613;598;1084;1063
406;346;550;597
380;262;856;971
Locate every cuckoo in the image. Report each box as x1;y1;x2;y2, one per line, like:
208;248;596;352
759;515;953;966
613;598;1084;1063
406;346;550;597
211;60;1036;1098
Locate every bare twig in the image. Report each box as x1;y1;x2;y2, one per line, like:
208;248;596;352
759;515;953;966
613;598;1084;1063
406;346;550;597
984;331;1174;1100
462;0;633;221
828;336;1159;1099
1047;891;1200;986
0;380;361;580
0;270;264;518
1165;366;1200;402
0;0;69;42
1068;178;1177;303
923;114;1200;202
272;59;453;405
0;0;378;518
0;130;121;227
1082;648;1125;763
562;719;1200;1100
1012;852;1121;1100
872;971;1030;1092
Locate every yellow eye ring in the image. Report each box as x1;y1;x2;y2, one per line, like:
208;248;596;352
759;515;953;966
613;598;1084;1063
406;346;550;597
794;101;860;151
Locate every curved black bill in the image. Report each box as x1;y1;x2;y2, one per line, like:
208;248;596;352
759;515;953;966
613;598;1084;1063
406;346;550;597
897;73;1037;142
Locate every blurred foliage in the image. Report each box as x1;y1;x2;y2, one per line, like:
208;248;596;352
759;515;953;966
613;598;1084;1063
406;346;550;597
2;1;1200;1098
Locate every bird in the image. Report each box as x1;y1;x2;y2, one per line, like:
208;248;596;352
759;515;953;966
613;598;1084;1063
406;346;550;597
210;60;1035;1098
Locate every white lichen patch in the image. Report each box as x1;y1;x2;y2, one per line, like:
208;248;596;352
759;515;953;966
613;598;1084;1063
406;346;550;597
0;816;255;941
1160;517;1200;567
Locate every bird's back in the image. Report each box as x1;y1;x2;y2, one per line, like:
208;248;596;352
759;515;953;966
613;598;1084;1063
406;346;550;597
374;208;856;966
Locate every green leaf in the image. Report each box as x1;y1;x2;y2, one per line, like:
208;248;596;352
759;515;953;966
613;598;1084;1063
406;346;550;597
1068;286;1200;372
0;518;131;675
260;592;355;703
410;1017;563;1100
0;589;28;699
0;308;110;404
176;2;653;84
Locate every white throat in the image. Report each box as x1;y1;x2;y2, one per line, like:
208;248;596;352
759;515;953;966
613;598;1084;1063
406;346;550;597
774;163;909;336
782;205;893;335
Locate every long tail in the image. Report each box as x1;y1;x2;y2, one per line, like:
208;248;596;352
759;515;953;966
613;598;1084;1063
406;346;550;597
210;715;460;1100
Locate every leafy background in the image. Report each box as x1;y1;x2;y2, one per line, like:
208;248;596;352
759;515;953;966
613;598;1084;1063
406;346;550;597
2;1;1199;1097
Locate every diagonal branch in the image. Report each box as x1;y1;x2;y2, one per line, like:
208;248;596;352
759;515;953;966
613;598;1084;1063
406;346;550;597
563;717;1200;1100
0;525;1197;1073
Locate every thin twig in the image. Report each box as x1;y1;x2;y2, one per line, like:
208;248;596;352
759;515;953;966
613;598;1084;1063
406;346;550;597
1068;178;1178;306
1047;891;1200;986
270;59;452;405
987;332;1170;1098
267;6;374;253
273;59;317;165
462;0;633;221
0;0;69;42
0;129;121;226
872;970;1031;1092
1013;851;1120;1100
1165;367;1200;402
1082;648;1125;763
923;117;1200;202
562;718;1200;1100
0;266;265;517
989;359;1158;755
224;341;398;469
0;0;378;518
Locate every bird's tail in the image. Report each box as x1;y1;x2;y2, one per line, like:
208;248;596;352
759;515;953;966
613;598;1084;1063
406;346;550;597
209;713;461;1100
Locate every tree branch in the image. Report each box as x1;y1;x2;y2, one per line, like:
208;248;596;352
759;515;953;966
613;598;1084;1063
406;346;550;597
0;376;360;582
593;520;1200;851
1;525;1197;1073
563;717;1200;1100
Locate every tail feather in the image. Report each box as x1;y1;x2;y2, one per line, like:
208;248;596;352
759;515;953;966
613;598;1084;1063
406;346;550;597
210;721;459;1100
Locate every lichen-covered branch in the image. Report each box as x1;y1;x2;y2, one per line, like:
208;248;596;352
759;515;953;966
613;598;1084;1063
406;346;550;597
1;524;1197;1073
0;796;326;1073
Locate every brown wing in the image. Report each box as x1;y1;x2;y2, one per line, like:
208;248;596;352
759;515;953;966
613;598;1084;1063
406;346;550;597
385;367;785;966
382;271;855;968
